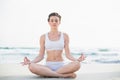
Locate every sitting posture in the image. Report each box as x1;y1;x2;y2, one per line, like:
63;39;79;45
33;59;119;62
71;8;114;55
21;12;85;78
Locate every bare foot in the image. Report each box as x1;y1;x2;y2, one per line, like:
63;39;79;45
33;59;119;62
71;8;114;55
63;73;76;78
70;73;76;78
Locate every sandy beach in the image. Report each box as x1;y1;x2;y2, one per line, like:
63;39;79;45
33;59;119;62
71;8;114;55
0;63;120;80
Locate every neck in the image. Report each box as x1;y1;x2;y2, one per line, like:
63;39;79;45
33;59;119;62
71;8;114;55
50;30;59;34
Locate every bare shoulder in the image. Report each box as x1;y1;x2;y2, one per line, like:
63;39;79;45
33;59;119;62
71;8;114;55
62;32;69;39
39;33;46;41
63;32;69;37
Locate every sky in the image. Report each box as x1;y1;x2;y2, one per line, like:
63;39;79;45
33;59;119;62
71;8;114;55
0;0;120;49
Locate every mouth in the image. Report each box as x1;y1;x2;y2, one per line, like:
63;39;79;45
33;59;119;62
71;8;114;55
52;24;57;27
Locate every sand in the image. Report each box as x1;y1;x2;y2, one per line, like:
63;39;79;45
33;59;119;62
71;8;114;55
0;63;120;80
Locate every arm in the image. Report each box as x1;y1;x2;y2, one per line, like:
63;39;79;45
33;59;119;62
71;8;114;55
31;34;45;63
64;33;77;61
64;33;86;62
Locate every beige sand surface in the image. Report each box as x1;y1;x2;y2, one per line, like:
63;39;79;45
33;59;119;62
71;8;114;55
0;63;120;80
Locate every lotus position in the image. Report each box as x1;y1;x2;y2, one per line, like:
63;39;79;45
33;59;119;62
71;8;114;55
21;12;86;78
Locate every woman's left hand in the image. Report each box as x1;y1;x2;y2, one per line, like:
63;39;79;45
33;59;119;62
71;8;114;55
77;54;86;62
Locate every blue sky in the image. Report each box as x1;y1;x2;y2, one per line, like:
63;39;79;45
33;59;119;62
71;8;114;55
0;0;120;48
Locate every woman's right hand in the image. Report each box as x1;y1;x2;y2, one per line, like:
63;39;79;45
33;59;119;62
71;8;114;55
21;57;31;66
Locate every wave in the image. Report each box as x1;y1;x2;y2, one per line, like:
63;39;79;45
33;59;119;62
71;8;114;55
0;47;120;64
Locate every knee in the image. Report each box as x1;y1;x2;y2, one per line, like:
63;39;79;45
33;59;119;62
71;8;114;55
73;61;81;70
28;63;36;73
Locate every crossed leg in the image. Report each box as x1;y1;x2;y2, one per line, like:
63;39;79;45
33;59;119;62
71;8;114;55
56;61;80;74
55;54;86;77
28;63;77;78
28;63;62;77
56;61;80;78
28;54;85;78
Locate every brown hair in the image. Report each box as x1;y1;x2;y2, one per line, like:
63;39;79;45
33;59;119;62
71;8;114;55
48;12;61;22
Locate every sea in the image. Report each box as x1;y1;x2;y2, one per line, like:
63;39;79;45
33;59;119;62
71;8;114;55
0;47;120;64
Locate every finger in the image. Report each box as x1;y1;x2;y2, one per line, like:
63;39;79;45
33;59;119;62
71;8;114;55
20;62;25;66
25;57;30;62
25;57;28;61
78;54;86;61
24;57;29;62
24;57;27;62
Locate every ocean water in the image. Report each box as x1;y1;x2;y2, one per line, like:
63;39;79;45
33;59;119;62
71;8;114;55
0;47;120;64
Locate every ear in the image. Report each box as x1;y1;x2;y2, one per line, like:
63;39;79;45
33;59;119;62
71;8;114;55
48;21;50;25
59;21;61;24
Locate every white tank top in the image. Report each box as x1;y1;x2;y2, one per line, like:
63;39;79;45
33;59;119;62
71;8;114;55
45;32;64;50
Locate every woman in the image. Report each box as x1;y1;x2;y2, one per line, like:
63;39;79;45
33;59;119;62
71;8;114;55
21;12;85;78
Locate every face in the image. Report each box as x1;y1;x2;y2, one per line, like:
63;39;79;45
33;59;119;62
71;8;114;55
48;16;61;29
